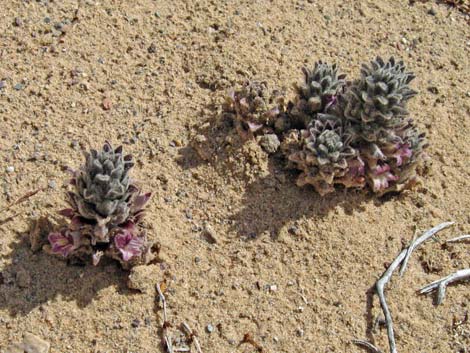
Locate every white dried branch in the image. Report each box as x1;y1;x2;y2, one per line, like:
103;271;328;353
446;234;470;243
156;282;173;353
352;339;383;353
419;268;470;305
375;221;454;353
182;322;203;353
399;222;454;276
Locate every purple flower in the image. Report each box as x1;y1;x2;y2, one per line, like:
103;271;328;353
393;143;412;166
247;121;264;132
348;157;365;177
339;157;366;188
114;228;144;262
92;251;104;266
48;229;81;257
58;208;75;219
131;192;152;213
325;95;337;110
371;163;399;191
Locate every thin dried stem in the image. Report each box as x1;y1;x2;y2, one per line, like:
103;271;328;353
353;339;383;353
446;234;470;243
156;282;173;353
399;221;454;276
0;188;44;214
239;332;263;352
0;212;19;225
182;322;203;353
375;221;454;353
419;268;470;305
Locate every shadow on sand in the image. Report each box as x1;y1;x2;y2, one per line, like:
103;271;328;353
228;169;378;240
0;224;136;317
177;109;401;240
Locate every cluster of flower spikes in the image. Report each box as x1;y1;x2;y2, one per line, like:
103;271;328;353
223;56;427;195
223;80;287;139
47;142;153;268
288;115;366;195
333;56;427;194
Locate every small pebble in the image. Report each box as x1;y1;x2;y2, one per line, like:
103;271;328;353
22;332;50;353
0;81;5;89
29;152;41;161
102;97;112;110
48;180;56;189
288;225;300;235
428;8;437;16
201;223;217;244
127;265;159;293
44;17;51;24
269;284;278;292
131;319;140;328
296;328;304;337
206;324;214;333
148;43;157;53
6;166;14;173
258;134;280;154
14;83;24;91
14;17;23;27
15;268;31;288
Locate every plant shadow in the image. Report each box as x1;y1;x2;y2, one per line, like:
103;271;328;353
178;108;403;240
0;220;135;317
228;165;376;240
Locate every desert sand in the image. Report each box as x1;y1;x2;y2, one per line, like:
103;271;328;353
0;0;469;352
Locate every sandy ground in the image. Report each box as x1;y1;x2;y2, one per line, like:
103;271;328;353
1;0;470;352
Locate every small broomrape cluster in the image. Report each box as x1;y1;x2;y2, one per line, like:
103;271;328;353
223;56;428;195
47;142;153;268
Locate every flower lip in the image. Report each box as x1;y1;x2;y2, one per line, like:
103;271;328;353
48;229;81;257
114;228;144;262
393;143;412;166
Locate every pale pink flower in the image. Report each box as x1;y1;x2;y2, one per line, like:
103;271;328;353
114;229;144;262
48;229;81;257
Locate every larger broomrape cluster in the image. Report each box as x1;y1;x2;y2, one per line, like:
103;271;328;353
223;56;428;195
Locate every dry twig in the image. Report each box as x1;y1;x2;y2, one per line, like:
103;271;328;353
399;222;453;276
419;268;470;305
374;221;454;353
156;282;173;353
446;234;470;243
353;339;383;353
0;188;43;214
181;322;203;353
239;333;263;352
